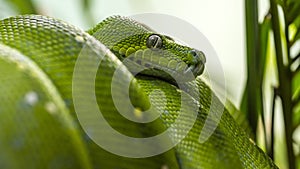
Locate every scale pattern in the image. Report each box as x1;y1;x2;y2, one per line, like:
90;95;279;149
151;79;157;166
0;15;277;169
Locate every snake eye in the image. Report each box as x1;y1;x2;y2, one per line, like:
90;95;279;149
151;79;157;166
146;34;163;49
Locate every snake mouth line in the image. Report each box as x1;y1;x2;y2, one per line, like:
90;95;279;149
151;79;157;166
124;58;205;84
123;50;205;83
184;63;205;77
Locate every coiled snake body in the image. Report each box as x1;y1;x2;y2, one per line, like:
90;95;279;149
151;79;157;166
0;15;277;169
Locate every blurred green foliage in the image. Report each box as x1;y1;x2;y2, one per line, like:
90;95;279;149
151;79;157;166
242;0;300;168
6;0;37;14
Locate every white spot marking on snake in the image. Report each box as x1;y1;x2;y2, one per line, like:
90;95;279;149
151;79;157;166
163;110;169;115
17;64;26;70
24;91;38;106
45;102;58;115
161;165;169;169
134;107;143;119
75;36;85;43
169;127;178;138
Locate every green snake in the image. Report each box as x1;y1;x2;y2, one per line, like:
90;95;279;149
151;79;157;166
0;15;277;169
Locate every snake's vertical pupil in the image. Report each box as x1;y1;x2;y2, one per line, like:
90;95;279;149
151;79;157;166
146;34;163;49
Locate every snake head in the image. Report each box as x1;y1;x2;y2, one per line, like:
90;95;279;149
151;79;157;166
145;34;206;78
90;16;206;82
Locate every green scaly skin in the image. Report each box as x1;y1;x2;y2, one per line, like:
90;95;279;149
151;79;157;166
88;16;205;83
0;15;277;169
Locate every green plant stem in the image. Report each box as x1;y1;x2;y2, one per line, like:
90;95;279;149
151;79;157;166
291;52;300;66
245;0;260;139
282;5;291;64
269;88;277;160
270;0;295;168
81;0;95;26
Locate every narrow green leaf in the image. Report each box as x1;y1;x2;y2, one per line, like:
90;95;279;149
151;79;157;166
82;0;90;10
292;15;300;30
293;29;300;43
286;0;300;24
81;0;95;27
258;15;271;82
289;16;300;46
292;67;300;129
243;0;260;138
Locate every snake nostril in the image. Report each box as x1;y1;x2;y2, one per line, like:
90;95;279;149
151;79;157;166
189;49;206;65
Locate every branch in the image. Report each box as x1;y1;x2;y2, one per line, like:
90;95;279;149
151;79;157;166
268;87;278;160
292;52;300;65
270;0;295;168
